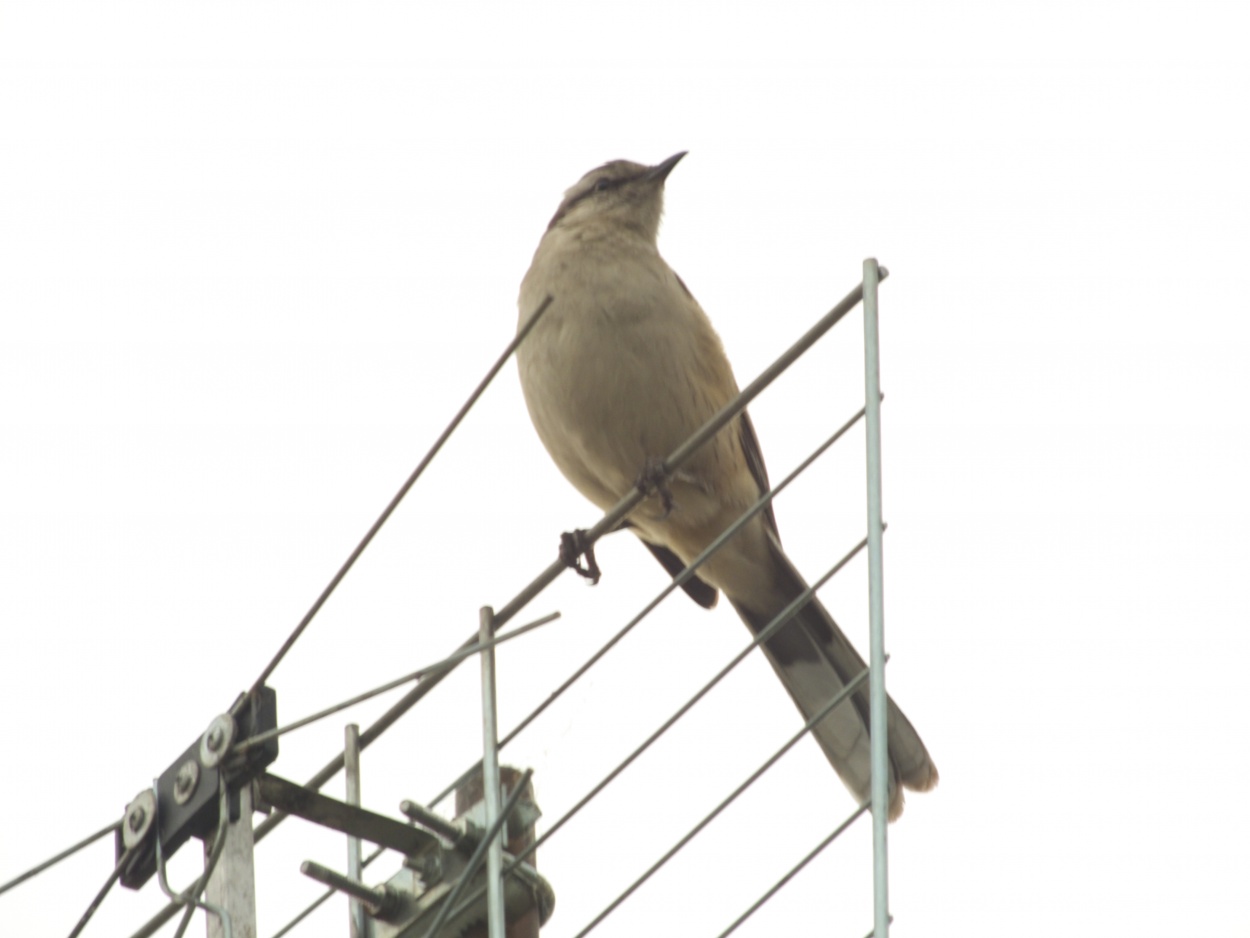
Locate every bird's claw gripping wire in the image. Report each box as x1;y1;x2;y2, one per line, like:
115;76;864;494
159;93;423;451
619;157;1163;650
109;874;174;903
636;457;675;519
560;530;601;584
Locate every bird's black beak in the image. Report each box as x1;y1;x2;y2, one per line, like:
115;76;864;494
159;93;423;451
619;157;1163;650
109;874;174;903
645;151;687;183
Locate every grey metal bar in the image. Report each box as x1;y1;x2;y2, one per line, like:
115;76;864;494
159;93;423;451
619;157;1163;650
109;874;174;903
863;258;889;938
345;724;365;938
299;861;389;914
478;606;506;938
241;295;555;705
712;804;870;938
1;819;120;899
571;668;874;938
256;774;438;856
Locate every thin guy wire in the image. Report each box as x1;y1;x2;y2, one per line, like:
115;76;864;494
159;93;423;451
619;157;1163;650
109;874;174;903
235;612;560;753
134;280;875;938
445;534;876;926
241;295;555;705
0;819;120;898
425;402;873;810
571;668;873;938
713;804;870;938
421;769;534;938
65;844;132;938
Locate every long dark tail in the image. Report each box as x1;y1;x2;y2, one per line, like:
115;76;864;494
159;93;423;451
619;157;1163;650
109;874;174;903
728;538;938;821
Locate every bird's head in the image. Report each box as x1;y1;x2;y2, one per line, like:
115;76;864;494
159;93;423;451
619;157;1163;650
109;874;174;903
546;151;687;241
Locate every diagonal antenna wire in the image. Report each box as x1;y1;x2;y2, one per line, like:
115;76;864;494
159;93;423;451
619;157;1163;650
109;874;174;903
242;295;554;704
713;804;870;938
571;668;873;938
0;820;120;898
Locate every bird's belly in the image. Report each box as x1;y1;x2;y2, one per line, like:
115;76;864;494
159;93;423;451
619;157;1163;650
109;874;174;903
520;307;710;509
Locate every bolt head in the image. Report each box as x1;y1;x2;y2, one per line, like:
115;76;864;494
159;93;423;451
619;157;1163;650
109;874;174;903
127;806;146;831
206;726;224;752
173;759;200;805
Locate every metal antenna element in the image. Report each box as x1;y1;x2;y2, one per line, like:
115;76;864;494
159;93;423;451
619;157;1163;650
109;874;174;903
345;724;365;937
863;258;890;938
478;606;506;938
242;295;555;704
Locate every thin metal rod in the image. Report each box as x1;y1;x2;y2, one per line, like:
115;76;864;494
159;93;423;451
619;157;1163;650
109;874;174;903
235;611;560;753
425;404;873;810
300;861;388;912
0;819;120;898
478;606;506;938
242;295;555;703
445;535;878;926
270;843;386;938
399;801;464;843
571;667;873;938
345;724;365;938
422;768;534;938
65;844;131;938
863;258;889;938
492;276;881;632
713;804;870;938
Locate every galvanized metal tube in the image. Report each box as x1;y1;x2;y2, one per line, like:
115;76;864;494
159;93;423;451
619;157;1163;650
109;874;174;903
862;258;889;938
479;606;506;938
344;724;365;938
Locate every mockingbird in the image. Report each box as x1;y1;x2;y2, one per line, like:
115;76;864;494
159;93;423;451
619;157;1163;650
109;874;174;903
516;152;937;819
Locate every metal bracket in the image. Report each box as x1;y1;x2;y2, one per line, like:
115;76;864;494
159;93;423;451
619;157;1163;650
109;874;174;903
115;686;278;890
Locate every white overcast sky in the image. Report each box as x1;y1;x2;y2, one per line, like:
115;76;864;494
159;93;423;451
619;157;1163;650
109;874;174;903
2;3;1248;937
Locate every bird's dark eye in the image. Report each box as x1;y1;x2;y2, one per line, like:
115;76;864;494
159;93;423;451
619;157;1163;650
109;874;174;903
594;178;611;192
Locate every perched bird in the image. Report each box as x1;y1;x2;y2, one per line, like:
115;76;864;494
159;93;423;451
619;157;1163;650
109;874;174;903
516;152;936;819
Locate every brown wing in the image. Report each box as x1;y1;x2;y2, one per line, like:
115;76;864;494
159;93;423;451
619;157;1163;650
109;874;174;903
737;409;779;537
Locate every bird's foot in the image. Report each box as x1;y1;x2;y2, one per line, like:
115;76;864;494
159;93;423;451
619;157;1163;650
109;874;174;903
635;457;675;519
559;529;601;585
